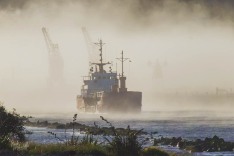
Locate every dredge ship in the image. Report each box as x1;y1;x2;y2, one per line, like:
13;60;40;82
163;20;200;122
76;39;142;113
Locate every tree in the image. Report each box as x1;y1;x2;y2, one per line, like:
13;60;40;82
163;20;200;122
0;102;27;149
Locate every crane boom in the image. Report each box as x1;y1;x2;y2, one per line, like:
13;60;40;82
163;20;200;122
42;27;53;54
81;27;95;62
42;27;59;55
41;27;64;86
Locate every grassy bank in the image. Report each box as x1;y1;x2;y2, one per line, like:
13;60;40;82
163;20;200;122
26;143;108;156
11;143;173;156
1;142;175;156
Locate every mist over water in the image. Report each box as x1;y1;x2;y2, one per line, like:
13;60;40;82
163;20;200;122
1;0;234;114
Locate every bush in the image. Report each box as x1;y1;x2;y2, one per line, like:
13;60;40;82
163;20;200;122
0;103;28;150
48;114;99;146
100;116;144;156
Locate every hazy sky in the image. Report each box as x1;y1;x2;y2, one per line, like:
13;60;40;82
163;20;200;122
1;0;234;113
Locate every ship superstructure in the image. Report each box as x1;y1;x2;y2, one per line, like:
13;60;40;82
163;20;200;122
77;39;142;113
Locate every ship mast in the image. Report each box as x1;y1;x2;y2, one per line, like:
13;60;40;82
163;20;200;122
116;51;129;77
116;51;129;92
93;39;110;73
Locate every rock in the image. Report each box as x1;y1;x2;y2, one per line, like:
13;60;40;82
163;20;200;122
153;136;234;153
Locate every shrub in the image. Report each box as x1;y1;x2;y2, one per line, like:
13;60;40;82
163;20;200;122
100;116;144;156
48;114;98;146
0;103;28;150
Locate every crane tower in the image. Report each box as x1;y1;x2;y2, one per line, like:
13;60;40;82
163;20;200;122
42;27;64;87
81;27;100;64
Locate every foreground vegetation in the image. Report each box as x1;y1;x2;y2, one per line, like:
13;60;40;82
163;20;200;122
21;144;172;156
0;103;173;156
0;102;28;150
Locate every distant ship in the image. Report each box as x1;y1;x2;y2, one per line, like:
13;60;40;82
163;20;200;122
76;39;142;113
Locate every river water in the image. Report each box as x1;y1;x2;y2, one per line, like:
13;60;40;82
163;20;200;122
25;111;234;156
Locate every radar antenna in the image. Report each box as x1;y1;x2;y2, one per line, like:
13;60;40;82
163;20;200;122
92;39;110;72
116;51;130;92
116;51;129;77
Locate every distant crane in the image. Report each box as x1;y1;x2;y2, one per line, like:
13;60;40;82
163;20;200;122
42;27;60;55
81;27;97;63
42;27;64;86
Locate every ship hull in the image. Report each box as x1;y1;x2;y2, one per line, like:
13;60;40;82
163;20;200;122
77;91;142;113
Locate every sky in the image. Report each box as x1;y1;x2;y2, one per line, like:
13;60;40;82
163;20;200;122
1;0;234;113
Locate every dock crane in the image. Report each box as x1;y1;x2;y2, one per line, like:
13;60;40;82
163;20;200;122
42;27;64;86
42;27;60;55
81;27;96;63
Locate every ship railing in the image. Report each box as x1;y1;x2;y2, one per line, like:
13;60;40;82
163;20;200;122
88;91;104;98
96;91;104;98
83;76;91;81
81;89;105;98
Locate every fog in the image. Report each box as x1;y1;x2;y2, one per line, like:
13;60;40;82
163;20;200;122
1;0;234;114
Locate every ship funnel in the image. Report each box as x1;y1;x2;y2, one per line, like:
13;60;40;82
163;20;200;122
116;51;129;93
119;76;127;92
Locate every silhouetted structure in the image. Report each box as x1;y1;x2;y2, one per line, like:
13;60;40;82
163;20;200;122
76;39;142;113
42;27;64;87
